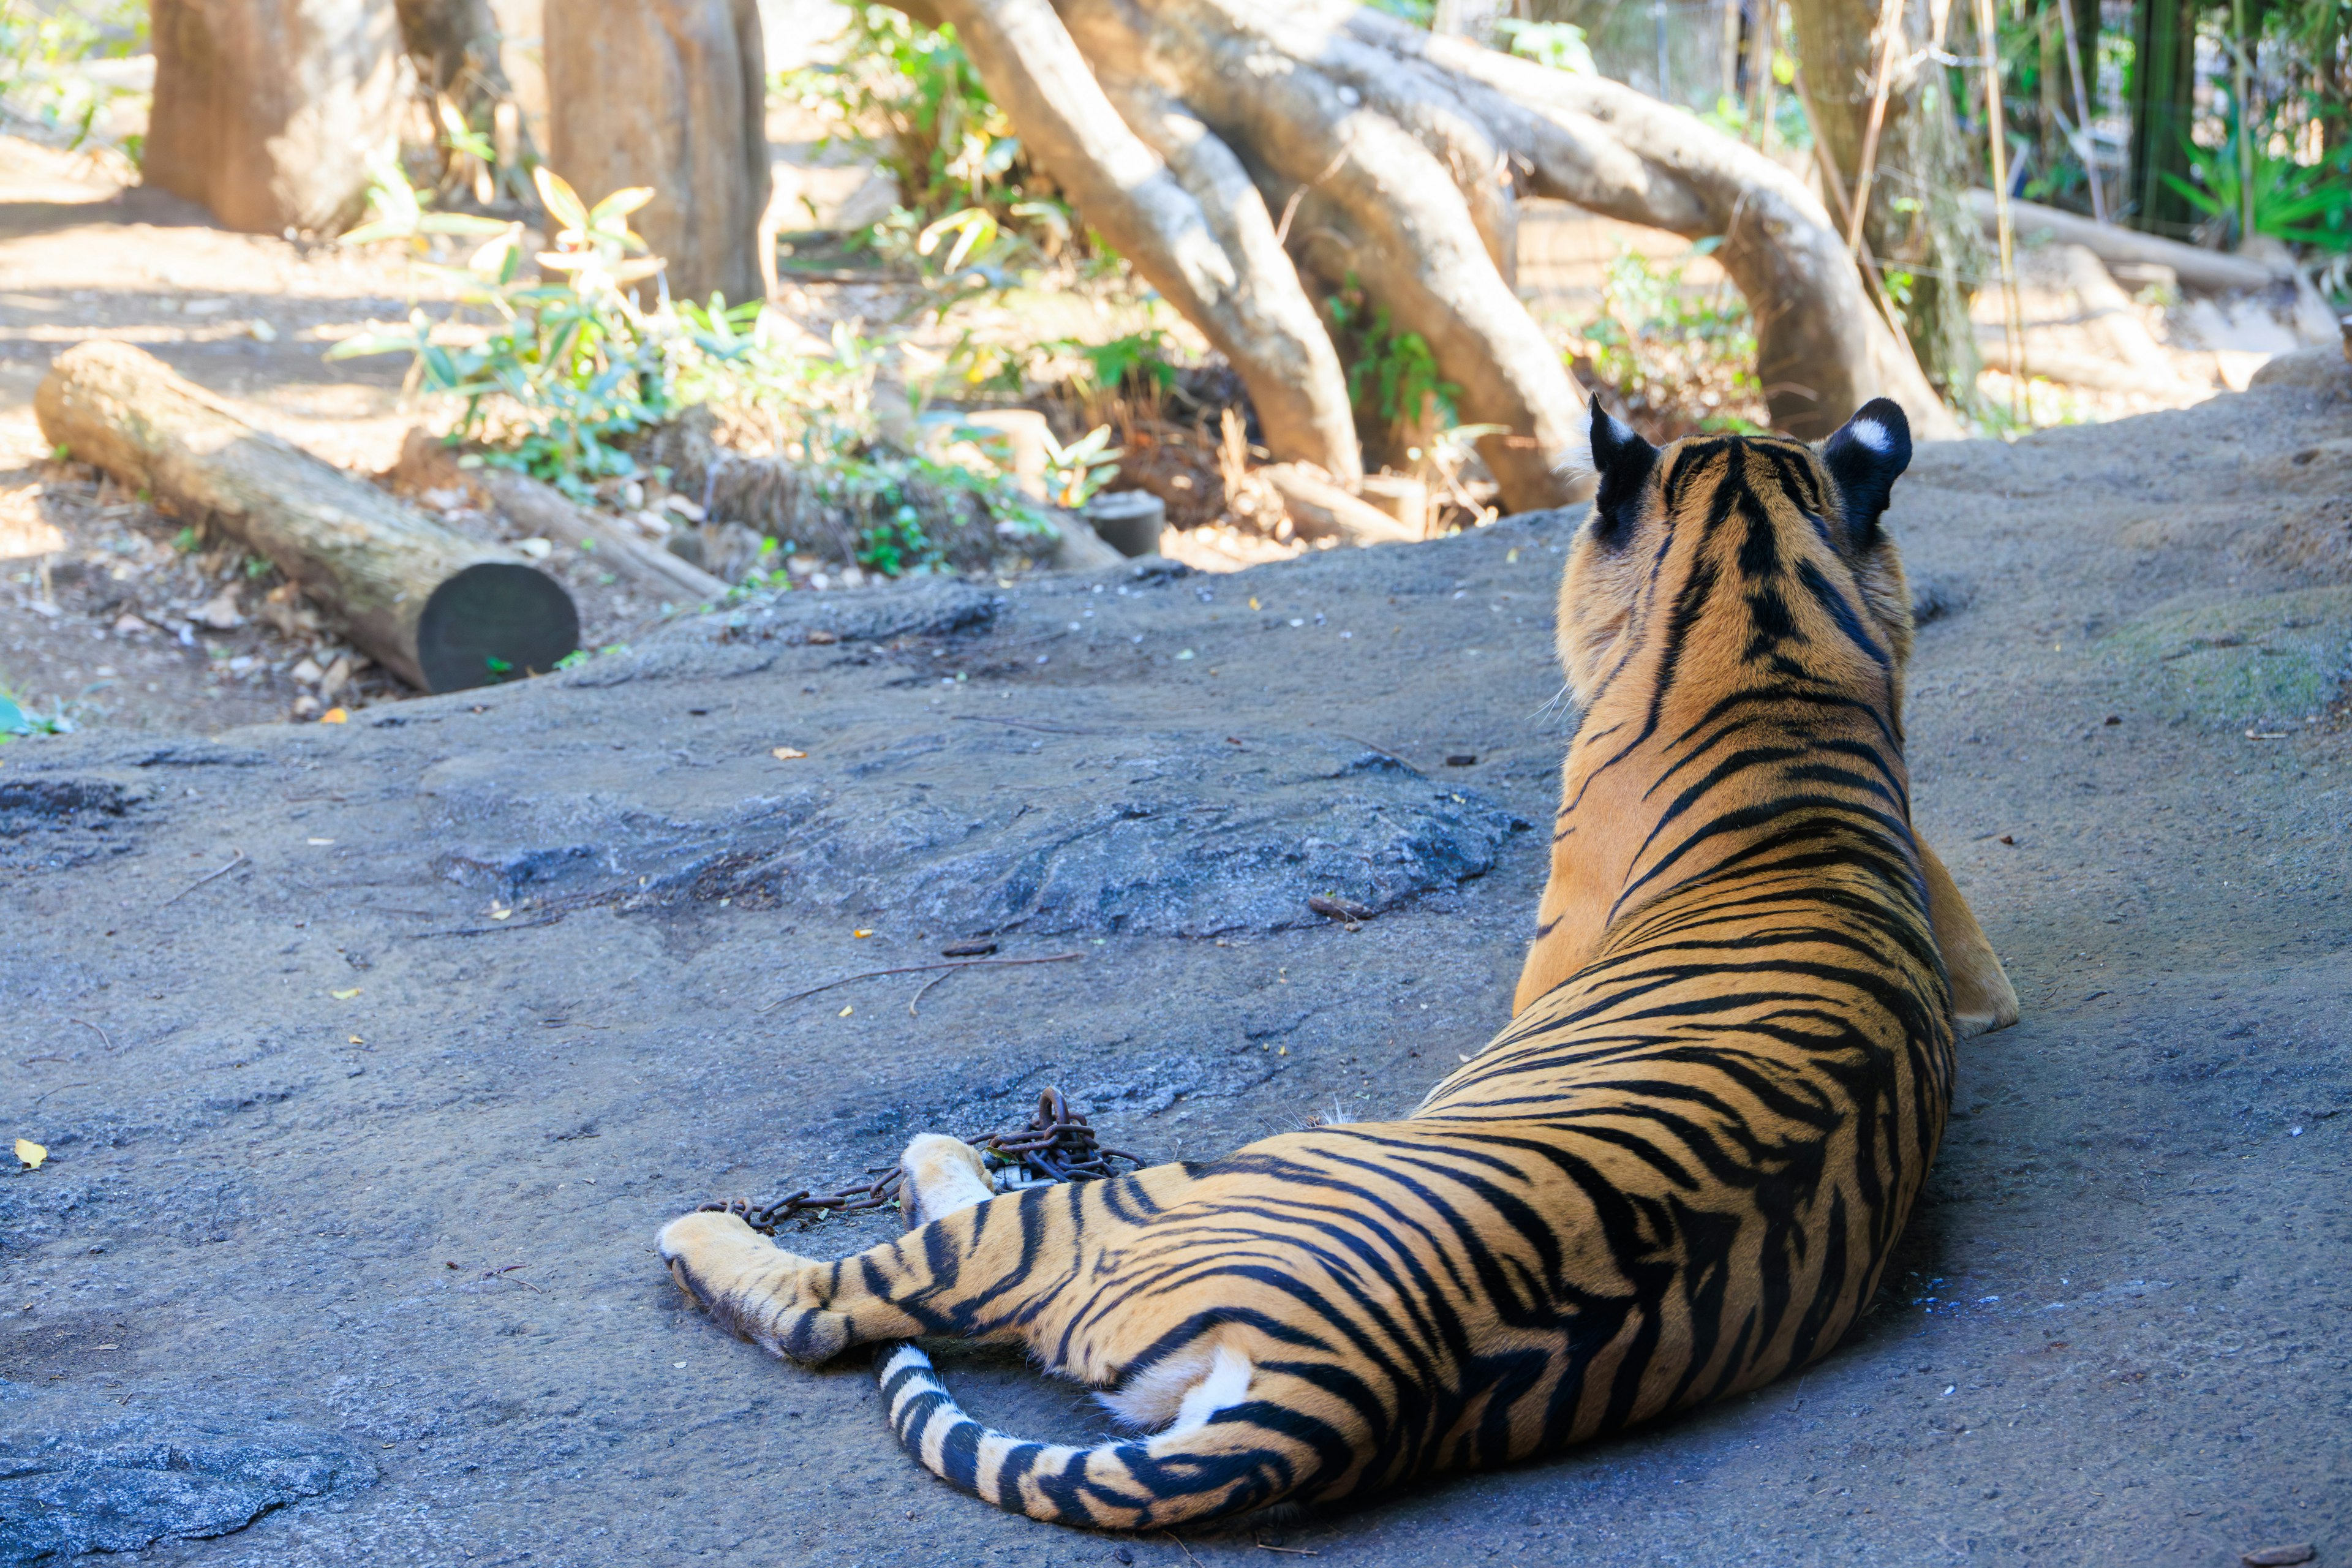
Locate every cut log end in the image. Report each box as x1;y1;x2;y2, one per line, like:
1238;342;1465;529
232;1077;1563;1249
416;564;582;692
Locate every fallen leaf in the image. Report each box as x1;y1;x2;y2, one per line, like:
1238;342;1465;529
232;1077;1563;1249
771;746;807;760
489;907;512;921
838;1004;854;1017
349;1035;364;1045
1248;597;1260;610
320;707;349;724
14;1138;45;1169
853;929;873;938
331;987;362;1000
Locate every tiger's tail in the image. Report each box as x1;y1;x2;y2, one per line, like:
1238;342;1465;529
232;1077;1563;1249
876;1343;1334;1528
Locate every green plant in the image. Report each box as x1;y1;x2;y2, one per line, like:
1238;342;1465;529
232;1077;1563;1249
1571;249;1763;437
334;167;710;493
1326;282;1457;453
2164;123;2352;251
782;5;1071;260
1492;19;1594;75
0;0;146;159
0;687;73;739
1041;424;1123;510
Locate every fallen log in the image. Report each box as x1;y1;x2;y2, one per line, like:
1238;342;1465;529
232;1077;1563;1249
37;342;576;693
1973;336;2198;395
1259;464;1422;546
391;428;730;603
1965;191;2279;295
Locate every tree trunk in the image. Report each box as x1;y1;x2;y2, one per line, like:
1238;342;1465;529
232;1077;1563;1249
37;344;578;694
146;0;406;235
394;0;503;95
892;0;1955;513
1787;0;1988;410
545;0;772;307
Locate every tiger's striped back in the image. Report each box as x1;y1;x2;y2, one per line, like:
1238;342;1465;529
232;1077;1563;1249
657;396;1981;1529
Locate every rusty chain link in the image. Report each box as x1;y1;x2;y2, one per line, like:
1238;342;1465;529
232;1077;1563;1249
698;1087;1144;1235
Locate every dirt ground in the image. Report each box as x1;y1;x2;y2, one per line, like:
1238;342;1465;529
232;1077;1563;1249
6;304;2351;1568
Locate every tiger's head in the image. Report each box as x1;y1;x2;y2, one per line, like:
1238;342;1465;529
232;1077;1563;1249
1555;396;1918;724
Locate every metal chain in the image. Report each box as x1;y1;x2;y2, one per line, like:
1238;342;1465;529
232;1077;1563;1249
699;1087;1144;1235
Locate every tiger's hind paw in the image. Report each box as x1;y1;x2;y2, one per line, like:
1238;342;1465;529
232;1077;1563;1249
656;1210;851;1364
899;1133;997;1232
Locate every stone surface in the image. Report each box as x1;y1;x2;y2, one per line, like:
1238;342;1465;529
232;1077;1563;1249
2;378;2348;1564
0;1379;374;1564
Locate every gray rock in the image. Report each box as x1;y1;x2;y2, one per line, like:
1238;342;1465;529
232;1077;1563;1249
419;726;1528;935
0;1379;375;1564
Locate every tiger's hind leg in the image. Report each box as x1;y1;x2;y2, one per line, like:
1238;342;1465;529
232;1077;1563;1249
657;1210;875;1363
657;1136;998;1359
1920;837;2020;1037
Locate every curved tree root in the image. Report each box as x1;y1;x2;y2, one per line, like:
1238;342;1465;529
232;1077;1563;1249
897;0;1958;516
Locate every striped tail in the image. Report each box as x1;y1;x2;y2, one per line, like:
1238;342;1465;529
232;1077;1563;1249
876;1343;1325;1528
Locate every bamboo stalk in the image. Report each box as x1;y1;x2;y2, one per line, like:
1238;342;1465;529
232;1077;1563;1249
1745;0;1779;148
2054;0;2107;223
1792;66;1934;387
1975;0;2027;421
1847;0;1909;257
2231;0;2255;248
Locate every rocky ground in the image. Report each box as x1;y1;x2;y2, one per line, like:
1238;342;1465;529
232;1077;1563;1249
4;346;2350;1566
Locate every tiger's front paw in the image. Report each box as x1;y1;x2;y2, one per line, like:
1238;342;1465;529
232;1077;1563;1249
656;1210;852;1364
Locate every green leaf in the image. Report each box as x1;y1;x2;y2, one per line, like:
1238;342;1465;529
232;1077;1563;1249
418;212;517;236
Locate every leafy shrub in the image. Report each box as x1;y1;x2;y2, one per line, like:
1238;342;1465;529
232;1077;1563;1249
1569;248;1765;439
1326;279;1457;461
335;163;1061;577
780;5;1075;263
0;0;147;162
334;168;769;494
2165;123;2352;252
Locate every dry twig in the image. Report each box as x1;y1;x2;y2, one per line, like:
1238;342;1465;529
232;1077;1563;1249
757;952;1080;1014
163;849;246;905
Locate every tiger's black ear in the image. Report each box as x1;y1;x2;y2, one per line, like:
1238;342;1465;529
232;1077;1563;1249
1588;395;1657;546
1820;398;1912;547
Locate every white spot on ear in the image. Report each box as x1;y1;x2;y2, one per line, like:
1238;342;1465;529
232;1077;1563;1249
1849;417;1889;453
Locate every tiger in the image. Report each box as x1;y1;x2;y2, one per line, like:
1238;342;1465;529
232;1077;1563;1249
655;394;2021;1529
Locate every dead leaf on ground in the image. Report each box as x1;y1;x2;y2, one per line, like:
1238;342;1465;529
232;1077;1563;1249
15;1139;47;1169
772;746;807;760
331;987;362;1000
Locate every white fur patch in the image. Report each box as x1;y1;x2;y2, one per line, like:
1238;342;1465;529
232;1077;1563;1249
1100;1344;1215;1430
1554;426;1597;479
900;1133;997;1227
1164;1346;1254;1439
1848;417;1890;453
